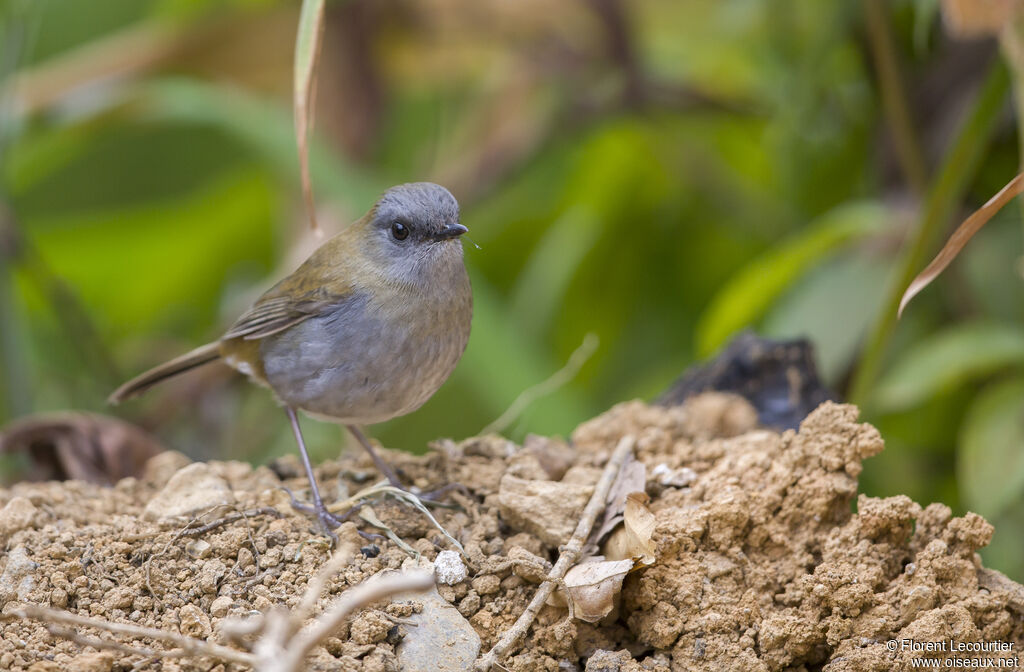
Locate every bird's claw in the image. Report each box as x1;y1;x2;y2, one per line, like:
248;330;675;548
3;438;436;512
282;486;345;540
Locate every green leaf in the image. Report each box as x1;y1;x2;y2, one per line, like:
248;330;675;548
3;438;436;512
874;322;1024;411
958;376;1024;519
695;201;886;357
510;206;601;339
133;78;385;206
17;169;278;334
912;0;940;54
4;121;99;194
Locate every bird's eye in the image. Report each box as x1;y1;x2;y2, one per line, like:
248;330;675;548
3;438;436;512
391;221;409;241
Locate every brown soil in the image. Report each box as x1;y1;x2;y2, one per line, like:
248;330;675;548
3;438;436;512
1;395;1022;671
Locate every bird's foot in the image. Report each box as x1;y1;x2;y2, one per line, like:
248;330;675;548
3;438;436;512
281;486;351;541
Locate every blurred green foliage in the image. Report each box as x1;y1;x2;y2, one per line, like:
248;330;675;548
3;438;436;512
1;0;1024;579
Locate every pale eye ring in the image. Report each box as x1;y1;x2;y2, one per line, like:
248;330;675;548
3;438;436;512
391;221;409;240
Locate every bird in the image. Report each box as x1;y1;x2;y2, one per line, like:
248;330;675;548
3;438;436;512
110;182;472;534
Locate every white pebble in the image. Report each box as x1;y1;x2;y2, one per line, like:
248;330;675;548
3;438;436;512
652;463;697;487
433;550;467;585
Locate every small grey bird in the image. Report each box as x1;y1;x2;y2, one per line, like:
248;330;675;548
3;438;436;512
110;183;472;533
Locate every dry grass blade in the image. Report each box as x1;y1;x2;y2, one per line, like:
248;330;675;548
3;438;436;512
377;486;467;555
899;172;1024;317
338;482;467;556
294;0;326;233
480;333;599;436
358;506;419;557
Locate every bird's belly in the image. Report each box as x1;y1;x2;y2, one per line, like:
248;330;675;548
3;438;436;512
258;301;469;424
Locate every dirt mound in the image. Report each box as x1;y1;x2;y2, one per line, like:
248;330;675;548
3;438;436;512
0;396;1021;671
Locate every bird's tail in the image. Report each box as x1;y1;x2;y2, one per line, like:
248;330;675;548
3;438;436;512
108;342;221;404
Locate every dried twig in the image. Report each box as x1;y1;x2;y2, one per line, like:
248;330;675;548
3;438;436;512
269;569;434;670
474;435;636;671
327;482;466;556
2;605;257;666
180;507;283;537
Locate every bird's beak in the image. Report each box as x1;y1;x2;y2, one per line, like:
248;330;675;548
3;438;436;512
435;223;469;240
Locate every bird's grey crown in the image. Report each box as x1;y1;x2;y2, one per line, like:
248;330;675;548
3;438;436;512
372;182;460;234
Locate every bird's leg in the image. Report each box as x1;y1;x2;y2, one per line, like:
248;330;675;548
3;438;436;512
345;426;464;503
346;424;403;487
286;406;343;536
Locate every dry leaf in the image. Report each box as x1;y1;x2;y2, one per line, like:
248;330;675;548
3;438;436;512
590;455;646;546
0;412;163;485
603;492;656;565
623;492;657;564
899;172;1024;317
547;558;633;623
294;0;326;233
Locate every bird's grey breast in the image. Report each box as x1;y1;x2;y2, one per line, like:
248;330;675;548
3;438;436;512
259;280;470;424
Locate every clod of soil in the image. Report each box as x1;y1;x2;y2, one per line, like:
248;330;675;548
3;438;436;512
0;395;1022;671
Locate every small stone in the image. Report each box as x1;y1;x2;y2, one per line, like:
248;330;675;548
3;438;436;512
0;497;37;538
50;587;68;608
142;450;192;488
262;548;282;567
103;586;135;610
143;462;234;521
386;602;415;618
498;475;593;546
396;585;481;672
198;559;227;595
457;591;481;617
585;649;638;672
186;539;212;559
237;547;254;569
508;546;552;584
522;434;576;480
433;550;467;585
349;611;392;644
0;547;38;606
471;574;501;596
69;651;113;672
210;595;233;618
178;604;211;638
437;584;457;603
651;464;697;488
